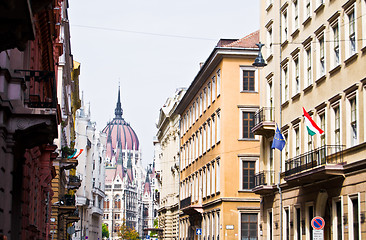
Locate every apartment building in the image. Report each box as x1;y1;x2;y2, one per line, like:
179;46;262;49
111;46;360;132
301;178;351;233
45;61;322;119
175;31;261;240
155;88;186;239
254;0;366;239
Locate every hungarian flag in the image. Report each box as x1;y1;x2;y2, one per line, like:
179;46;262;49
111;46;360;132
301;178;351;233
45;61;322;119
67;149;84;159
303;107;324;136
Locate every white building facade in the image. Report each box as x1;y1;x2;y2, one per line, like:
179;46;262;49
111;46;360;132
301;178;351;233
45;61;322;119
73;101;107;240
155;88;186;239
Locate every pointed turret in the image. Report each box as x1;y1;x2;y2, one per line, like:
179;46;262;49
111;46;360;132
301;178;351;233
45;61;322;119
115;85;123;119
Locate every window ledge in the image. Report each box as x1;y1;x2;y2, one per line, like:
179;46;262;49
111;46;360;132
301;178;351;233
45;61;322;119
291;28;299;38
281;100;289;108
238;138;260;142
239;190;253;193
266;3;273;12
303;84;313;94
281;39;289;48
291;92;301;101
316;74;326;84
314;4;325;14
344;53;358;66
303;16;312;27
329;65;341;76
361;45;366;53
266;54;273;63
241;91;258;93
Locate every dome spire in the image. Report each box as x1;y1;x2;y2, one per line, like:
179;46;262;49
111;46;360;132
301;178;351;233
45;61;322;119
115;83;123;119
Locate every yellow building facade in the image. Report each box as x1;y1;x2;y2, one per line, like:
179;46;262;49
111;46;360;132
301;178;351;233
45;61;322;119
254;0;366;239
175;31;261;240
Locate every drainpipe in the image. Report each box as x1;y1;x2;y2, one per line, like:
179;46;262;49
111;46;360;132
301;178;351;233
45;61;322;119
178;117;181;240
278;1;283;239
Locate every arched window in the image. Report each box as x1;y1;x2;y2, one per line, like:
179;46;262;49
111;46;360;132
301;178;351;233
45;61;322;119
104;198;109;209
114;195;121;209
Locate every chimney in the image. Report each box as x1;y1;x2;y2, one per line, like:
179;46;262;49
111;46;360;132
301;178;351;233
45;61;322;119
199;62;204;69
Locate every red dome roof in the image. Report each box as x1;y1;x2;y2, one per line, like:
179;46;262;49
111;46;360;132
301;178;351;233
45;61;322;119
102;87;139;151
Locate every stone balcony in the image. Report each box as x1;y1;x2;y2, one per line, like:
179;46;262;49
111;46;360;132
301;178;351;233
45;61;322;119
251;107;276;137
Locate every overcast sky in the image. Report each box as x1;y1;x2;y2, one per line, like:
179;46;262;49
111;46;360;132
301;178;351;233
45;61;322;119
68;0;260;167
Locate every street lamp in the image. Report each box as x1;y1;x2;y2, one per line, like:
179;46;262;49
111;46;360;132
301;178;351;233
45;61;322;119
252;42;267;68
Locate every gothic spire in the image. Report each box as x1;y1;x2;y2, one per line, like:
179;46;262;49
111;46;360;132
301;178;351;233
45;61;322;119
115;83;123;119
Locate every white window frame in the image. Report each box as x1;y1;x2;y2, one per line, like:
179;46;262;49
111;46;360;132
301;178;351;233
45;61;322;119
238;211;259;240
212;76;216;102
344;3;357;59
294;205;302;240
211;114;216;147
346;91;359;147
216;110;221;143
304;43;313;88
267;209;273;240
292;0;299;32
239;107;259;140
240;66;258;92
305;202;314;240
282;7;288;43
330;19;341;69
206;164;210;197
282;64;289;102
202;167;206;197
362;0;366;48
283;206;291;240
216;159;220;193
203;124;207;154
293;123;301;157
317;108;326;147
207;119;211;151
304;0;312;22
348;193;361;240
239;157;258;191
211;162;215;195
217;69;221;97
331;101;342;149
332;196;344;240
208;82;211;108
267;23;273;58
316;32;326;80
292;55;300;97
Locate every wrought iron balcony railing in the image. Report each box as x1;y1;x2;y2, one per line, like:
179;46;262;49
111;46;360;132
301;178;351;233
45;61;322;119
15;69;57;108
284;145;345;176
254;170;275;187
61;194;76;206
180;196;191;209
254;107;275;126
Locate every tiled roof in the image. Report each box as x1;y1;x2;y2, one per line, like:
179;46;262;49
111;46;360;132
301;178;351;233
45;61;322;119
221;30;259;48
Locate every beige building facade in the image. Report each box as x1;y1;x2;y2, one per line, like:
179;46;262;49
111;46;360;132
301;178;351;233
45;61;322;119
175;31;261;240
254;0;366;239
155;88;186;239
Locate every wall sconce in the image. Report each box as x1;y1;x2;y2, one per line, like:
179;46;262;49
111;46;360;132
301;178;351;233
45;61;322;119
361;213;365;223
259;224;262;231
275;222;278;229
343;215;348;225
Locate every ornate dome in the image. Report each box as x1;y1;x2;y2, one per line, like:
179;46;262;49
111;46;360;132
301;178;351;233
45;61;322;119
102;87;139;151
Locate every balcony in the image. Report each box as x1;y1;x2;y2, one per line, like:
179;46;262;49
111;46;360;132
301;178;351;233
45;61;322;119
284;145;345;185
180;196;191;209
91;206;103;216
92;187;106;198
15;70;57;108
180;196;202;216
252;170;276;195
67;175;81;190
59;194;76;211
251;107;275;137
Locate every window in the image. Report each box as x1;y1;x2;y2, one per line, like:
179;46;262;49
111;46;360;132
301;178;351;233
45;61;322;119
207;120;211;151
267;26;273;57
217;69;221;97
333;199;343;240
242;111;255;139
282;9;288;42
305;0;311;19
293;57;300;95
241;213;258;240
283;207;290;240
212;76;216;102
319;113;326;146
242;160;255;190
208;82;211;107
267;210;273;240
203;168;206;197
349;196;360;240
347;95;358;147
203;88;207;111
295;207;301;240
203;124;207;154
211;162;215;195
293;0;299;31
211;114;216;147
317;35;325;78
306;46;312;87
243;70;255;91
283;66;289;102
306;204;314;240
362;0;366;48
217;110;221;142
206;165;210;197
346;7;356;57
294;127;300;156
334;106;341;147
216;160;220;192
331;22;340;67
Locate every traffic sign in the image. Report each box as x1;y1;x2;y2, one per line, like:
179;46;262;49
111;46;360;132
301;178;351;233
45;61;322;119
313;230;324;240
196;228;202;235
311;216;325;230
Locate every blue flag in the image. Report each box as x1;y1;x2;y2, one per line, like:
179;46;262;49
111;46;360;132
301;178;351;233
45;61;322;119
272;124;286;151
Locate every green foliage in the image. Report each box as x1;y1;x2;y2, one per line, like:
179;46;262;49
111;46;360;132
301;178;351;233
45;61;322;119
61;146;75;158
150;218;159;237
102;223;109;238
118;219;140;240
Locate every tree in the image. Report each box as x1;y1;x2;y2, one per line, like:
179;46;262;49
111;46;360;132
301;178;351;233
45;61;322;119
150;219;159;238
118;219;140;240
102;223;109;238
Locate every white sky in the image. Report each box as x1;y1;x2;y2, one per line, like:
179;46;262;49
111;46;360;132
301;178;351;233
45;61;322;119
68;0;260;167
